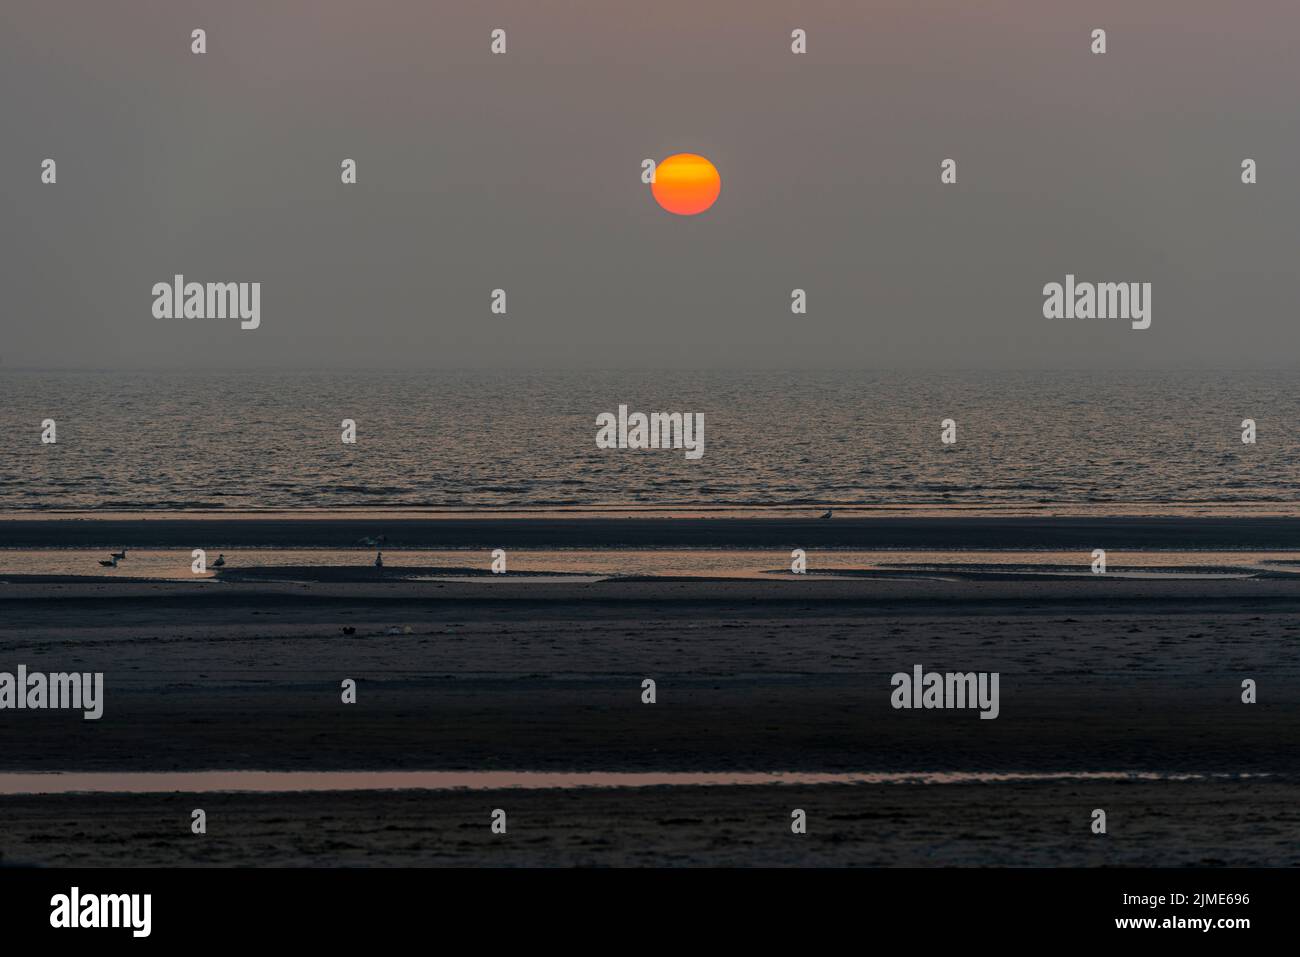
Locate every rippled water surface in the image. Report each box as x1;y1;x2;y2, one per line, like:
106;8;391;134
3;370;1298;511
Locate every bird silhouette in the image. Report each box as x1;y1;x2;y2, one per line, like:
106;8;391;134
212;554;226;568
818;509;833;519
374;551;384;568
98;556;118;568
110;549;126;560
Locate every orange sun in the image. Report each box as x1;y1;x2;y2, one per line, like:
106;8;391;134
652;153;721;216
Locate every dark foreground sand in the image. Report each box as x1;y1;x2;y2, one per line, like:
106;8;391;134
2;779;1295;867
2;577;1299;774
2;572;1298;865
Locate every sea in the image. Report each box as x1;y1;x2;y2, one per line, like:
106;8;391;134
2;369;1298;513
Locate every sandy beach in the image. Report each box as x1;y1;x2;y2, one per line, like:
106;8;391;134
2;543;1297;866
3;778;1295;868
1;574;1297;773
0;514;1294;868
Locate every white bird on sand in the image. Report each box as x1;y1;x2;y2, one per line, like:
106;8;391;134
818;509;834;519
111;548;126;560
98;556;118;568
212;554;226;568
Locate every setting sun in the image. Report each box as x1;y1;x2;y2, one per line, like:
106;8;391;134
652;153;721;216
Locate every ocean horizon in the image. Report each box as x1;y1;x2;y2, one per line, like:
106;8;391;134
4;369;1298;513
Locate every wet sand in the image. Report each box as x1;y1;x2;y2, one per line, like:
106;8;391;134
2;564;1297;865
2;779;1294;867
1;576;1297;777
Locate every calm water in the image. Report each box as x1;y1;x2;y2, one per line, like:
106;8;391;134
2;370;1297;511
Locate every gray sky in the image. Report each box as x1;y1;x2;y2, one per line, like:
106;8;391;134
2;0;1298;370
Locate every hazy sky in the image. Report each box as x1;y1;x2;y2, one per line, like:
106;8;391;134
2;0;1298;370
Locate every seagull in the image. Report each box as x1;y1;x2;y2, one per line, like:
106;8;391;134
818;509;834;520
212;554;226;568
98;556;118;568
374;551;384;568
110;548;126;560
